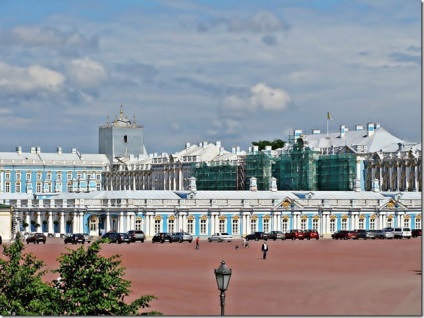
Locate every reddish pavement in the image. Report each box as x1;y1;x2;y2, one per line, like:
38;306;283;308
2;237;422;316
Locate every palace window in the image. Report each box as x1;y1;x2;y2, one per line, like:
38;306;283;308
57;173;62;181
250;219;257;233
404;218;410;228
263;219;270;233
358;218;364;230
200;219;207;234
26;172;31;180
330;219;336;232
219;219;226;233
341;219;347;230
154;219;161;234
36;182;42;193
16;172;21;180
36;172;41;180
46;172;52;180
232;219;239;235
5;172;10;180
386;219;392;228
135;219;142;231
281;219;288;233
168;219;175;233
312;219;318;231
67;172;72;181
415;218;421;230
370;219;375;230
16;182;21;193
5;182;10;193
97;183;101;191
187;219;194;234
300;219;307;230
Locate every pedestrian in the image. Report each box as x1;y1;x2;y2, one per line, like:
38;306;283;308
243;237;249;248
195;236;200;250
261;241;269;259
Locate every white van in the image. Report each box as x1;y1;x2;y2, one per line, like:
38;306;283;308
393;227;412;239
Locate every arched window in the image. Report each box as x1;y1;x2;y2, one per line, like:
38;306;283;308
187;219;194;234
330;219;336;232
135;219;142;231
250;219;257;233
154;219;161;234
200;219;207;234
263;218;270;232
300;219;307;230
281;219;288;233
341;218;347;230
232;219;239;235
312;219;318;231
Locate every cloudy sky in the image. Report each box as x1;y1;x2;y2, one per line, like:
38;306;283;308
0;0;420;156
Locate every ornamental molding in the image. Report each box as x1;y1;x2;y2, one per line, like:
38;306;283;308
359;214;365;220
251;215;258;221
219;215;226;220
232;215;239;220
154;215;162;220
201;215;208;221
169;215;175;220
263;214;271;220
301;215;308;220
330;215;337;220
188;215;195;221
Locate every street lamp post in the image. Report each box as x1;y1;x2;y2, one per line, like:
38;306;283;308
214;260;232;316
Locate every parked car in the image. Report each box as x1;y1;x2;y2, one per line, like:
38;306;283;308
374;229;394;239
172;232;193;243
118;233;132;244
366;230;376;239
245;231;274;241
303;229;319;240
64;233;85;244
412;229;422;238
79;233;92;243
26;233;47;244
101;232;123;244
269;230;286;240
285;229;305;240
127;230;145;243
208;232;233;242
393;227;412;239
0;235;2;244
331;230;358;240
152;232;174;243
354;229;368;240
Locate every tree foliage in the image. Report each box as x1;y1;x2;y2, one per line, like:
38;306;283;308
0;236;60;315
252;139;285;150
53;240;160;315
0;237;161;316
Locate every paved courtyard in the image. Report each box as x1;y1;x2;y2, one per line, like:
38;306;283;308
3;237;422;316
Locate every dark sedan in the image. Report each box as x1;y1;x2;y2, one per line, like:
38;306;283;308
412;229;422;238
119;233;132;244
152;232;174;243
64;234;85;244
285;229;305;240
331;230;358;240
303;229;319;240
101;232;123;244
26;233;47;244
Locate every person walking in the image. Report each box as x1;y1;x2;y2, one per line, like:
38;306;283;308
195;236;200;250
261;241;269;259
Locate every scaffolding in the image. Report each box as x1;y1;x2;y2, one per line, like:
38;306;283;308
244;152;274;190
193;160;240;190
317;154;356;190
276;138;320;190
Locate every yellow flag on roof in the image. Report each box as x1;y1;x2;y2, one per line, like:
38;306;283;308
327;112;333;120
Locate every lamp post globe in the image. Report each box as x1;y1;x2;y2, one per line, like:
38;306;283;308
214;260;232;316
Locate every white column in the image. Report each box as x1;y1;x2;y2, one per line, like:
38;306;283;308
60;211;65;234
37;213;41;231
80;212;84;233
48;212;54;234
106;211;110;232
26;213;31;232
119;212;124;232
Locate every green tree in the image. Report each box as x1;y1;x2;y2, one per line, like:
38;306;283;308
0;235;61;315
53;239;161;315
252;139;285;150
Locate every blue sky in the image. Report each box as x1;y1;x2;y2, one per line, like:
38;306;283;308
0;0;420;155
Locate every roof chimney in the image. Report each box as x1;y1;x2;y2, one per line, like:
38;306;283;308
269;177;277;192
367;122;375;137
249;177;258;192
340;124;346;138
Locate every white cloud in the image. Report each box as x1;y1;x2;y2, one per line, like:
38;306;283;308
250;83;292;111
222;83;292;116
0;62;64;94
67;57;107;88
